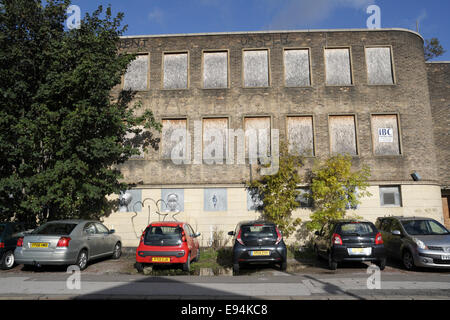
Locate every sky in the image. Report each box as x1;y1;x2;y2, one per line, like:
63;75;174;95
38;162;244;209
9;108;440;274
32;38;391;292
71;0;450;61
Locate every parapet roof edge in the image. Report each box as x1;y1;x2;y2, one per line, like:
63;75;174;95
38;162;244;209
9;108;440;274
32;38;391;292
120;28;424;42
426;61;450;64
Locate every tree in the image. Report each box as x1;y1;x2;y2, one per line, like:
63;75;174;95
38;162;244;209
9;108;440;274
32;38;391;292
0;0;161;226
246;143;303;238
305;154;371;231
424;38;446;61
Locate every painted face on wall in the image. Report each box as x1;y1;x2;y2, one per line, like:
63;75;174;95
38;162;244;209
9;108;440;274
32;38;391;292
166;193;180;212
119;192;133;212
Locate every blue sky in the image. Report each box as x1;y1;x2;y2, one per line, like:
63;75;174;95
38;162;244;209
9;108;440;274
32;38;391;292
72;0;450;61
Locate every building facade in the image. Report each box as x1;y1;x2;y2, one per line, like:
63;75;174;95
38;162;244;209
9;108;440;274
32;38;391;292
104;28;448;247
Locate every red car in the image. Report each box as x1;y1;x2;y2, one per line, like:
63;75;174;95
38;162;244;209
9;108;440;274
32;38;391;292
135;221;201;272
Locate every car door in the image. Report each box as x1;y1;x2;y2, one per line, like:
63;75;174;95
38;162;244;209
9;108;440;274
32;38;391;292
83;222;102;257
183;224;196;260
95;223;112;255
388;219;404;259
187;224;199;254
379;219;393;256
317;224;330;256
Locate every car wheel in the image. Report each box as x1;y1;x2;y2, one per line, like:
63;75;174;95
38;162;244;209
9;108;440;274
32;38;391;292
402;250;415;271
328;252;338;270
280;261;287;271
233;263;239;275
376;258;386;271
76;250;88;271
112;242;122;260
0;251;15;270
135;262;144;273
182;253;191;272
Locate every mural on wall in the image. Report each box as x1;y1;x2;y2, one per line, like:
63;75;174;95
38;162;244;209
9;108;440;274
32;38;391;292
119;189;142;212
161;189;184;212
204;188;227;211
247;188;264;211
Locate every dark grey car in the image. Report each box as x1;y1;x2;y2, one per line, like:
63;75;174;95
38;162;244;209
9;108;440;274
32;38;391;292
376;216;450;270
14;220;122;270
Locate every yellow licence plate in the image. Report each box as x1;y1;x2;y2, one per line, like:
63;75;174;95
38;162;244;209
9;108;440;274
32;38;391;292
251;251;270;256
152;257;171;262
30;243;49;248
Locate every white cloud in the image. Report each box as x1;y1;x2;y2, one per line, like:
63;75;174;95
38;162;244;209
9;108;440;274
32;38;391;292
148;7;164;25
266;0;376;29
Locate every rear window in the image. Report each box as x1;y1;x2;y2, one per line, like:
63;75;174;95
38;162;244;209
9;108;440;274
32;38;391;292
241;225;277;240
32;223;77;236
338;222;376;235
145;226;182;241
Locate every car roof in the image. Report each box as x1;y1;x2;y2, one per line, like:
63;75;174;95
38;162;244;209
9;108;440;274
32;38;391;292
330;219;372;223
150;221;186;227
377;216;435;221
238;220;276;226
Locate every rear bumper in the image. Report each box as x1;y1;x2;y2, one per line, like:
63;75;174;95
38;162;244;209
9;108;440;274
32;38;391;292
233;245;287;264
14;247;78;265
332;245;386;263
136;249;187;264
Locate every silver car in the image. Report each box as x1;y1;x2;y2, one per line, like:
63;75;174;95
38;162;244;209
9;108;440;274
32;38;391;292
14;220;122;270
376;216;450;270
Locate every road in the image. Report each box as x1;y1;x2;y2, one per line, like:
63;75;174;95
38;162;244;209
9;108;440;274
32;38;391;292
1;268;450;300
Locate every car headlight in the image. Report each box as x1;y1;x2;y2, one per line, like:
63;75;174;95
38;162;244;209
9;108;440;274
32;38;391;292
412;238;428;250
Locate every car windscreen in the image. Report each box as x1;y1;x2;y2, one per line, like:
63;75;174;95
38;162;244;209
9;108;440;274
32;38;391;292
31;223;77;236
145;226;182;242
401;220;450;236
337;222;376;235
240;225;277;240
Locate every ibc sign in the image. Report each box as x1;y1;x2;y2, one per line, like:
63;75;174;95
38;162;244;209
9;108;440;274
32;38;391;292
378;128;393;143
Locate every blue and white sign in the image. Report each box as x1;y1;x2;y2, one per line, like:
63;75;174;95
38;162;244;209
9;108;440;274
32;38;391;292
378;128;393;143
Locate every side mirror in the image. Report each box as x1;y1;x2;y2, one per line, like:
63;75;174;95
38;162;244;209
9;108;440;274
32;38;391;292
392;230;401;236
314;231;320;236
194;232;201;238
108;229;116;234
228;231;235;236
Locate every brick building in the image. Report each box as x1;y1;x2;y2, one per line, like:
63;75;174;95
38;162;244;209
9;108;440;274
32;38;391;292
103;28;449;246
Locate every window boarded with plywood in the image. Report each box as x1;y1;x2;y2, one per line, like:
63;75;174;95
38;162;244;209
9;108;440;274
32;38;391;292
329;115;357;155
203;118;228;161
123;54;149;91
243;50;269;87
244;117;271;158
163;52;188;89
284;49;311;87
366;47;394;85
203;51;228;89
325;48;352;86
161;119;187;159
371;114;401;155
287;116;314;156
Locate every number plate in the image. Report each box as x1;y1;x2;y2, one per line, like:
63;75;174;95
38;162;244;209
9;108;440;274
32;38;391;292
151;257;171;263
30;243;49;248
441;255;450;260
250;251;270;256
348;248;372;255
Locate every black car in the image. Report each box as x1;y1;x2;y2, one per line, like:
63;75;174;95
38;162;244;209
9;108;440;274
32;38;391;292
0;222;30;270
228;220;287;274
313;220;386;270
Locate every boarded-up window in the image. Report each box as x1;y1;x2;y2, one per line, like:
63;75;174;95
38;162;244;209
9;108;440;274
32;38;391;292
371;114;401;155
161;119;187;159
203;51;228;89
329;115;358;155
380;186;402;207
325;48;352;86
284;49;311;87
243;50;269;87
366;47;394;85
203;118;228;162
244;117;271;159
123;54;149;91
163;52;188;89
124;126;147;159
287;116;314;156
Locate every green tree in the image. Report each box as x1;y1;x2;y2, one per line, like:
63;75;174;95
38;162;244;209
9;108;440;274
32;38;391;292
306;154;371;231
0;0;161;226
424;38;446;61
247;143;303;238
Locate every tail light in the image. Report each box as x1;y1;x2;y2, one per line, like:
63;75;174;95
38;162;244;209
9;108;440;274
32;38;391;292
375;232;383;245
181;231;186;242
0;242;4;248
57;237;71;247
236;229;244;245
275;227;282;245
332;233;343;245
17;237;24;247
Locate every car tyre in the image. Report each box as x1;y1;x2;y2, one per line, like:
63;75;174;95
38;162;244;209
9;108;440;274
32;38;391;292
182;253;191;272
376;258;386;271
75;249;88;271
402;250;415;271
328;252;338;270
112;242;122;260
135;262;144;273
233;263;239;275
0;250;15;270
280;261;287;271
